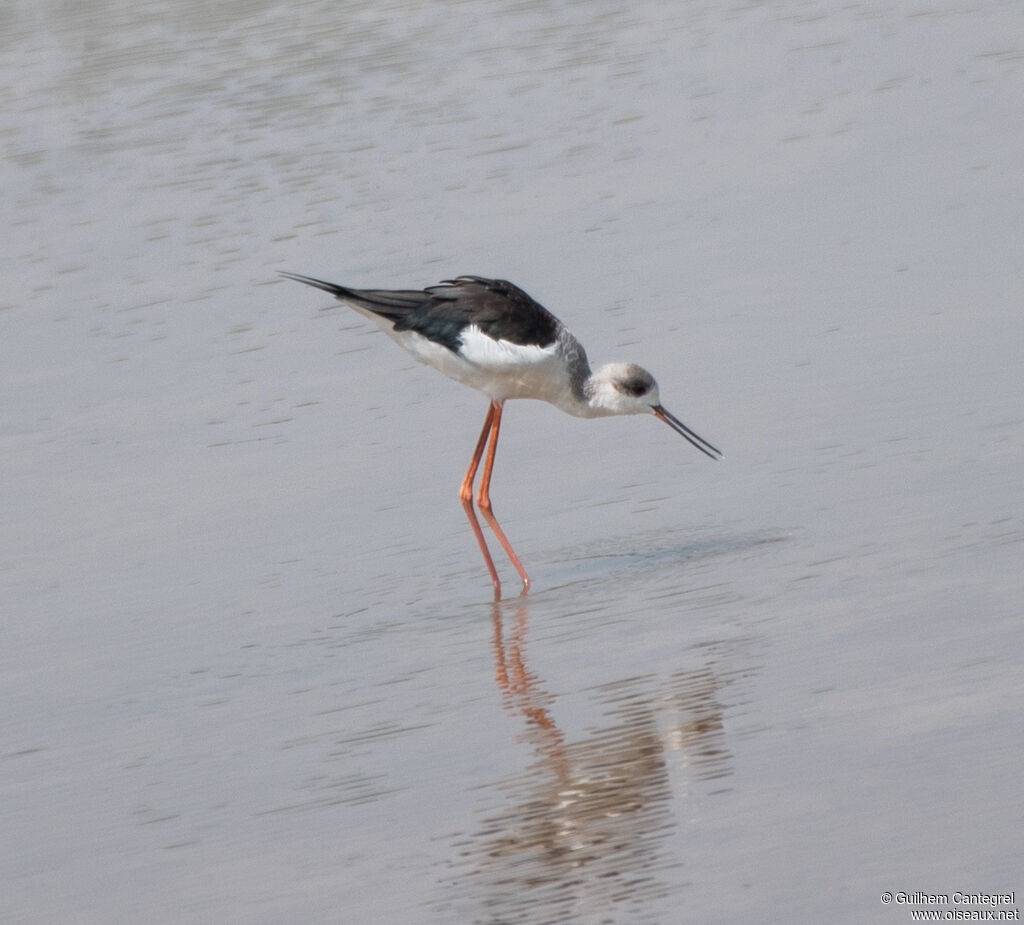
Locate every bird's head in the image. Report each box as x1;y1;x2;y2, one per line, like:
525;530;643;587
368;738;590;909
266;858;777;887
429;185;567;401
590;363;721;459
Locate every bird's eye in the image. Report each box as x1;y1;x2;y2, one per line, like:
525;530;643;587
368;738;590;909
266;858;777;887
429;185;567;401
616;377;650;397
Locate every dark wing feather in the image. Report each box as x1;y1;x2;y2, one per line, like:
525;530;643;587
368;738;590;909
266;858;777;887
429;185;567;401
415;276;561;347
279;272;428;324
281;272;562;354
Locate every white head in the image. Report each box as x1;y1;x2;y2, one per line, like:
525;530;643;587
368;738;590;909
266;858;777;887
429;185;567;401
587;362;721;459
586;362;662;415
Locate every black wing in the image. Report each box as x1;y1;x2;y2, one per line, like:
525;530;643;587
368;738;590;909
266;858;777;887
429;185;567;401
416;276;561;349
281;273;562;353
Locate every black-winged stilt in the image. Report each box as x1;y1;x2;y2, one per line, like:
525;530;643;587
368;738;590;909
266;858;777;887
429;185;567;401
281;272;721;597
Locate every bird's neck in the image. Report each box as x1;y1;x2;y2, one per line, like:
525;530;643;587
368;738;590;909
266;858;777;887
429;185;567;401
545;333;599;417
552;366;620;419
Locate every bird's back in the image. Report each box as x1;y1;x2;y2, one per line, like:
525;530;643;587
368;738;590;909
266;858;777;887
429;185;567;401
419;277;562;348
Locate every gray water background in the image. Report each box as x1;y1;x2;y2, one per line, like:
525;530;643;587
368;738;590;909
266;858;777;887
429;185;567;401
3;1;1022;922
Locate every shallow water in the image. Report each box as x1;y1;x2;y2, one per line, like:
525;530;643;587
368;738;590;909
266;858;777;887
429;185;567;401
3;1;1023;922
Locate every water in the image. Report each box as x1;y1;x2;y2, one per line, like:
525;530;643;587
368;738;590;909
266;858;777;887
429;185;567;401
3;1;1022;922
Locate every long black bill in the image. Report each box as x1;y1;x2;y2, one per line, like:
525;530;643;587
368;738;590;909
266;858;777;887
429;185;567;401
652;405;722;459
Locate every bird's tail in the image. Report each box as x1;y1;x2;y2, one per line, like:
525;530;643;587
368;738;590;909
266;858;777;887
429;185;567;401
279;272;427;323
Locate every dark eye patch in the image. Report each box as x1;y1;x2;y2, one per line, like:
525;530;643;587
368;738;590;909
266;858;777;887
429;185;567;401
614;369;654;397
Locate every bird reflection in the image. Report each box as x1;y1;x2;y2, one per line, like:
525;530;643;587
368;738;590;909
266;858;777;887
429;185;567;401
449;598;734;922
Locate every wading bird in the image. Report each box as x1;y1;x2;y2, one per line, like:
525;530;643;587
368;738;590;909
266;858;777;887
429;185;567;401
281;272;720;597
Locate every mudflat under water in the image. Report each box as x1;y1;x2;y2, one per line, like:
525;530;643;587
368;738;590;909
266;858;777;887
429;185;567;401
3;2;1022;922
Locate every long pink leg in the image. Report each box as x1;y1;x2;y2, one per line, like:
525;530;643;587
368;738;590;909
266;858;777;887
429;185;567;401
460;403;503;596
475;401;531;593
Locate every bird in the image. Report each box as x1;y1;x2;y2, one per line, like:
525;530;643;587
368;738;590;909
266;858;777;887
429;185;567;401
280;271;721;597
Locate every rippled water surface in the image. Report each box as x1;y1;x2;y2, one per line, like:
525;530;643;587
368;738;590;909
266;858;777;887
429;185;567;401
3;1;1022;922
